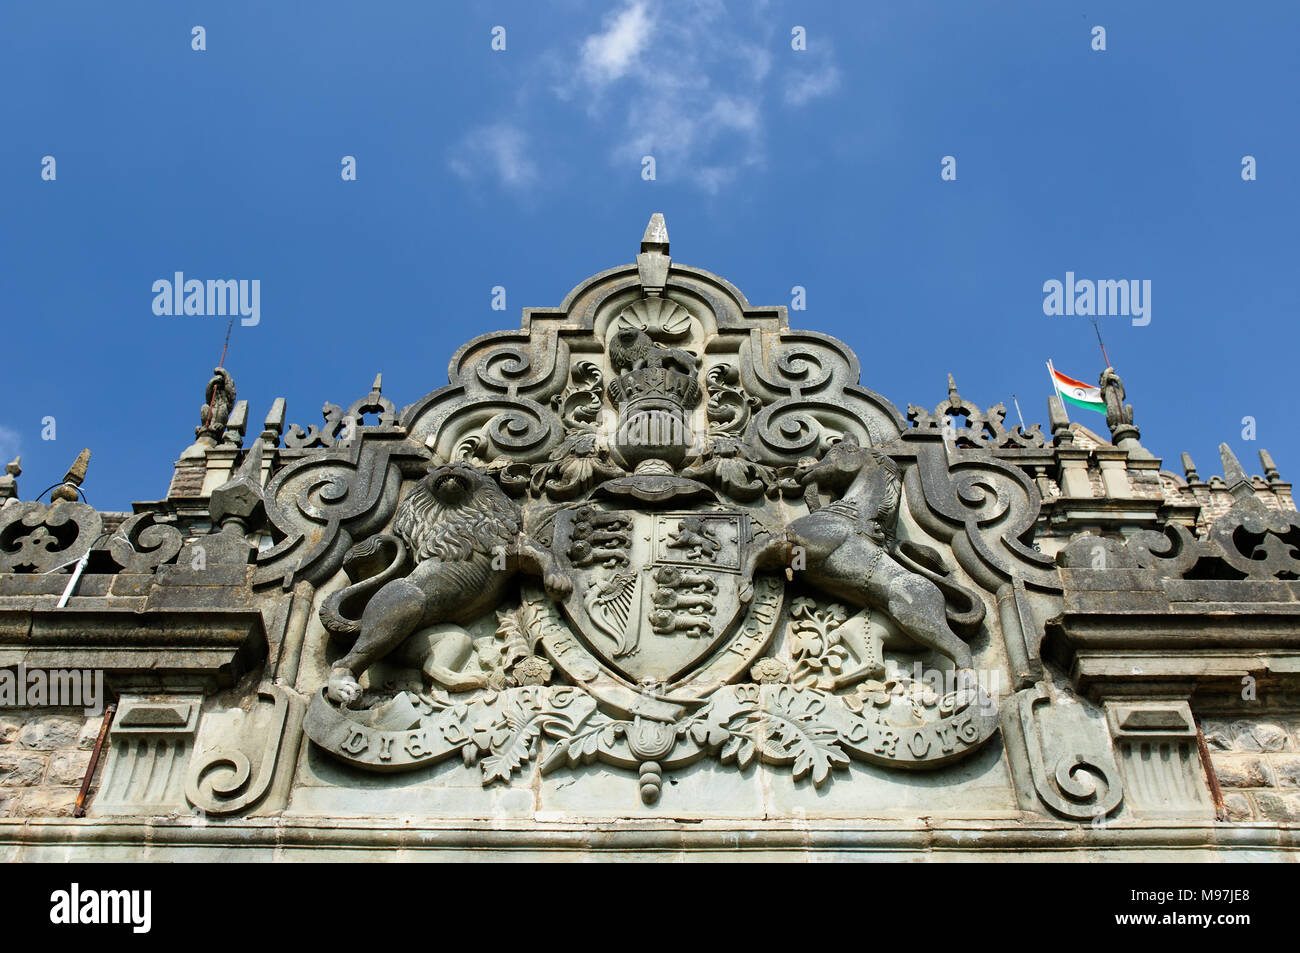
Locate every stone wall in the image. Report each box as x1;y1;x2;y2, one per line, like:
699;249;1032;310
0;709;100;818
1204;716;1300;823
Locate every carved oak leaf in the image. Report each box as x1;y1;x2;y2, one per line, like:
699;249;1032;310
479;688;597;784
719;732;758;769
477;692;545;785
747;686;849;787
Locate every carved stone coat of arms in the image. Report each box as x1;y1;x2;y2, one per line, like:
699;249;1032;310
290;214;1055;805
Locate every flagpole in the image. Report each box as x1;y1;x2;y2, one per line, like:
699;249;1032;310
218;318;233;369
1011;394;1026;430
1090;317;1111;369
1047;360;1063;402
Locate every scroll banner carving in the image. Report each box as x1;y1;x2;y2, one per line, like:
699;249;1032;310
305;678;999;803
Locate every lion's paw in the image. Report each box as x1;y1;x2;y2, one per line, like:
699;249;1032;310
327;670;363;707
544;572;574;600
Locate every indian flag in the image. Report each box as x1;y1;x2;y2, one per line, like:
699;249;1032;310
1047;361;1105;414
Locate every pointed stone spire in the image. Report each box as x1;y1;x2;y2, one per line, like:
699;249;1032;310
51;449;90;503
636;213;671;296
641;213;668;253
371;372;383;395
1048;394;1073;446
1219;443;1258;505
261;398;286;449
209;438;266;533
219;400;249;449
0;456;19;505
1260;449;1281;482
947;373;959;401
1181;452;1201;483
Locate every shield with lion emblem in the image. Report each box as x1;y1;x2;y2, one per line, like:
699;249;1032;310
552;505;751;685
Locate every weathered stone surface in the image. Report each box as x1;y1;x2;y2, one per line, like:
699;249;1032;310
1254;722;1291;751
46;751;91;786
1253;792;1300;823
1272;755;1300;789
1223;793;1254;821
0;715;19;745
0;753;45;786
16;788;76;817
1212;754;1274;788
17;715;82;750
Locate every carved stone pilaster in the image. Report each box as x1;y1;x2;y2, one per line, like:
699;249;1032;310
1105;701;1213;819
94;695;202;815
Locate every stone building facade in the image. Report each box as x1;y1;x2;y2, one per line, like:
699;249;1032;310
1;216;1297;860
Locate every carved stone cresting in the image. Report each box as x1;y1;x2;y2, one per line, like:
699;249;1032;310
908;374;1047;450
0;500;103;574
1127;443;1300;580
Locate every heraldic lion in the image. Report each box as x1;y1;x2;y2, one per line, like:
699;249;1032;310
319;462;572;705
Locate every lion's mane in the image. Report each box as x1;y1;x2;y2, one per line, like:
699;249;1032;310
391;474;520;564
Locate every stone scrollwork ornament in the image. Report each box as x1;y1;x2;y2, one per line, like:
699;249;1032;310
0;500;103;574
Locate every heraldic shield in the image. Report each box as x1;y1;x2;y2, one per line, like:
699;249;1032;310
553;504;751;686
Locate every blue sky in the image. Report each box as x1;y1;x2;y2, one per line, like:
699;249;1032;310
2;1;1296;510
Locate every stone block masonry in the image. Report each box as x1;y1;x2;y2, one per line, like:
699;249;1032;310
0;709;100;818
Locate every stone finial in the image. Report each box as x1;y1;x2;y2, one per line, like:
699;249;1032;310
1047;394;1073;446
261;397;286;449
219;400;249;449
50;448;90;503
637;213;670;296
641;213;668;253
1260;449;1281;482
0;456;19;504
1180;452;1201;483
1219;442;1258;506
946;373;959;401
209;438;266;533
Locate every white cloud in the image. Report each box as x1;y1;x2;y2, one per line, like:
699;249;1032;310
784;64;841;106
0;426;20;468
580;1;653;85
462;1;843;194
557;0;794;192
448;124;539;189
